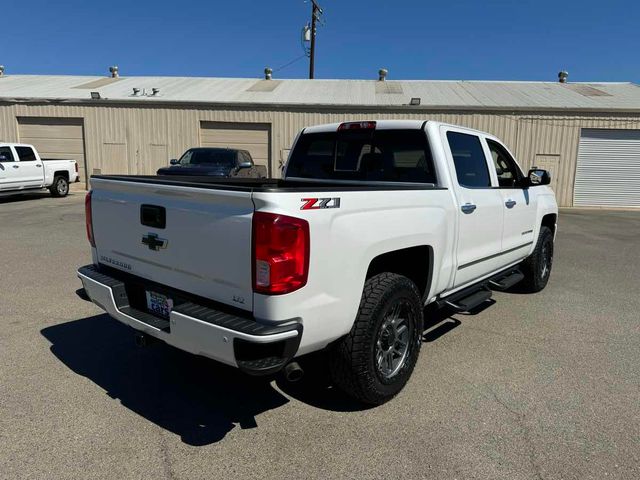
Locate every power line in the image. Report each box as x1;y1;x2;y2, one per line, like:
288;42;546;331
273;54;308;73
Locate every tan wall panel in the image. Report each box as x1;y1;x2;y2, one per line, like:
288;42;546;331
100;143;128;175
17;137;84;153
17;123;84;140
201;128;268;144
144;144;169;175
0;101;639;204
534;154;561;194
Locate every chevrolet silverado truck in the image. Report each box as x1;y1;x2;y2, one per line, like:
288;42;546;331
0;143;79;197
77;120;557;405
157;147;267;178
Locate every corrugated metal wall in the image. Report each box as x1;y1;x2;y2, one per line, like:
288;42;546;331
0;101;639;206
513;115;640;206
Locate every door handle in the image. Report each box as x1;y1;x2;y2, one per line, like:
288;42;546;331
36;164;42;168
505;200;516;209
461;203;477;214
12;165;19;169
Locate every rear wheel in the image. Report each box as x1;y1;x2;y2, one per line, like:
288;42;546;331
520;226;554;293
329;273;423;405
49;176;69;197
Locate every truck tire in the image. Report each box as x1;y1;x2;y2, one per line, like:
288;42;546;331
49;175;69;197
519;226;553;293
329;273;423;405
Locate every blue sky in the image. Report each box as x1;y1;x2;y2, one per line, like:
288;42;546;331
3;0;639;82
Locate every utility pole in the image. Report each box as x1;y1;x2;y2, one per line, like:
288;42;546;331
308;0;322;79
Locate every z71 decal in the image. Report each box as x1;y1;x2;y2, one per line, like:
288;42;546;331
300;197;341;210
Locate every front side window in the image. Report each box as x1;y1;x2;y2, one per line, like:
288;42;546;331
0;146;14;162
287;129;436;183
240;151;253;165
487;139;522;188
15;146;37;162
446;131;491;188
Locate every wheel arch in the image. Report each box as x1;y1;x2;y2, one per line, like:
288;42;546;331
53;170;70;181
541;213;557;235
365;245;433;300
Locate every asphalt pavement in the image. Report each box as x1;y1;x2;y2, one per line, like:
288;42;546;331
1;191;638;479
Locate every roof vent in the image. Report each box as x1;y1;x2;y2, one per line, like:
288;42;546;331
558;70;568;83
0;65;4;77
378;68;388;81
264;67;273;80
109;65;119;78
132;87;140;96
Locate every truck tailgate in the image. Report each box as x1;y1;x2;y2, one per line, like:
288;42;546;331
90;178;254;310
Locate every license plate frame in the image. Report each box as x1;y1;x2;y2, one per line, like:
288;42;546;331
145;290;174;319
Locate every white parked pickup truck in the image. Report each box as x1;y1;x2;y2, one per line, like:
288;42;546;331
0;143;79;197
77;120;557;405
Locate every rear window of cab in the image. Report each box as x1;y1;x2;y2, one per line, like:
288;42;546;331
286;129;436;184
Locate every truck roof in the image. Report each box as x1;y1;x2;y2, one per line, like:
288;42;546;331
302;120;489;136
0;142;35;148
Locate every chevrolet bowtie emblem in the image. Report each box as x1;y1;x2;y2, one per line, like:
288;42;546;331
142;233;168;251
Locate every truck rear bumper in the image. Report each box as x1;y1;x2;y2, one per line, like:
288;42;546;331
77;265;302;375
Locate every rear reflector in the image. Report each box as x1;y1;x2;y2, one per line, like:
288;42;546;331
85;191;96;247
337;121;376;131
252;212;310;295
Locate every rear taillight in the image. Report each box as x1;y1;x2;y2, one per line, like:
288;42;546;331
85;191;96;247
252;212;309;295
75;163;78;173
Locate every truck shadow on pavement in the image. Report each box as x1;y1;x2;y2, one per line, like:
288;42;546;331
0;192;52;204
41;305;468;445
41;314;292;446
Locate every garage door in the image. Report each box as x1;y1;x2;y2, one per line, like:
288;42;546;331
574;129;640;207
200;122;270;176
18;117;87;184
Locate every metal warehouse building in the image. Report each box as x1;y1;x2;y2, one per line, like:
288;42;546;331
1;72;639;207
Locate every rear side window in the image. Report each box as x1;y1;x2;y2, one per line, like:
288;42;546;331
287;129;436;184
0;146;14;162
446;132;491;188
15;146;37;162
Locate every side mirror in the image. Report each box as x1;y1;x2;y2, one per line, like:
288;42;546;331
527;168;551;186
169;158;179;165
237;161;253;169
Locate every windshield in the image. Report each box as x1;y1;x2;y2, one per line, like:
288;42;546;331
286;129;436;183
179;149;236;167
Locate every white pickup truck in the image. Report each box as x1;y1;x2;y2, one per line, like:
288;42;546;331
0;143;79;197
77;120;557;405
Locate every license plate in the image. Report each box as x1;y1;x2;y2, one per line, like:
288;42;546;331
145;290;174;319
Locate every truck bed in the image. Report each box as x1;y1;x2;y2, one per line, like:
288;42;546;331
92;175;440;192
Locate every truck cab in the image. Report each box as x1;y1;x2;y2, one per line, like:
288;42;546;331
0;143;79;197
